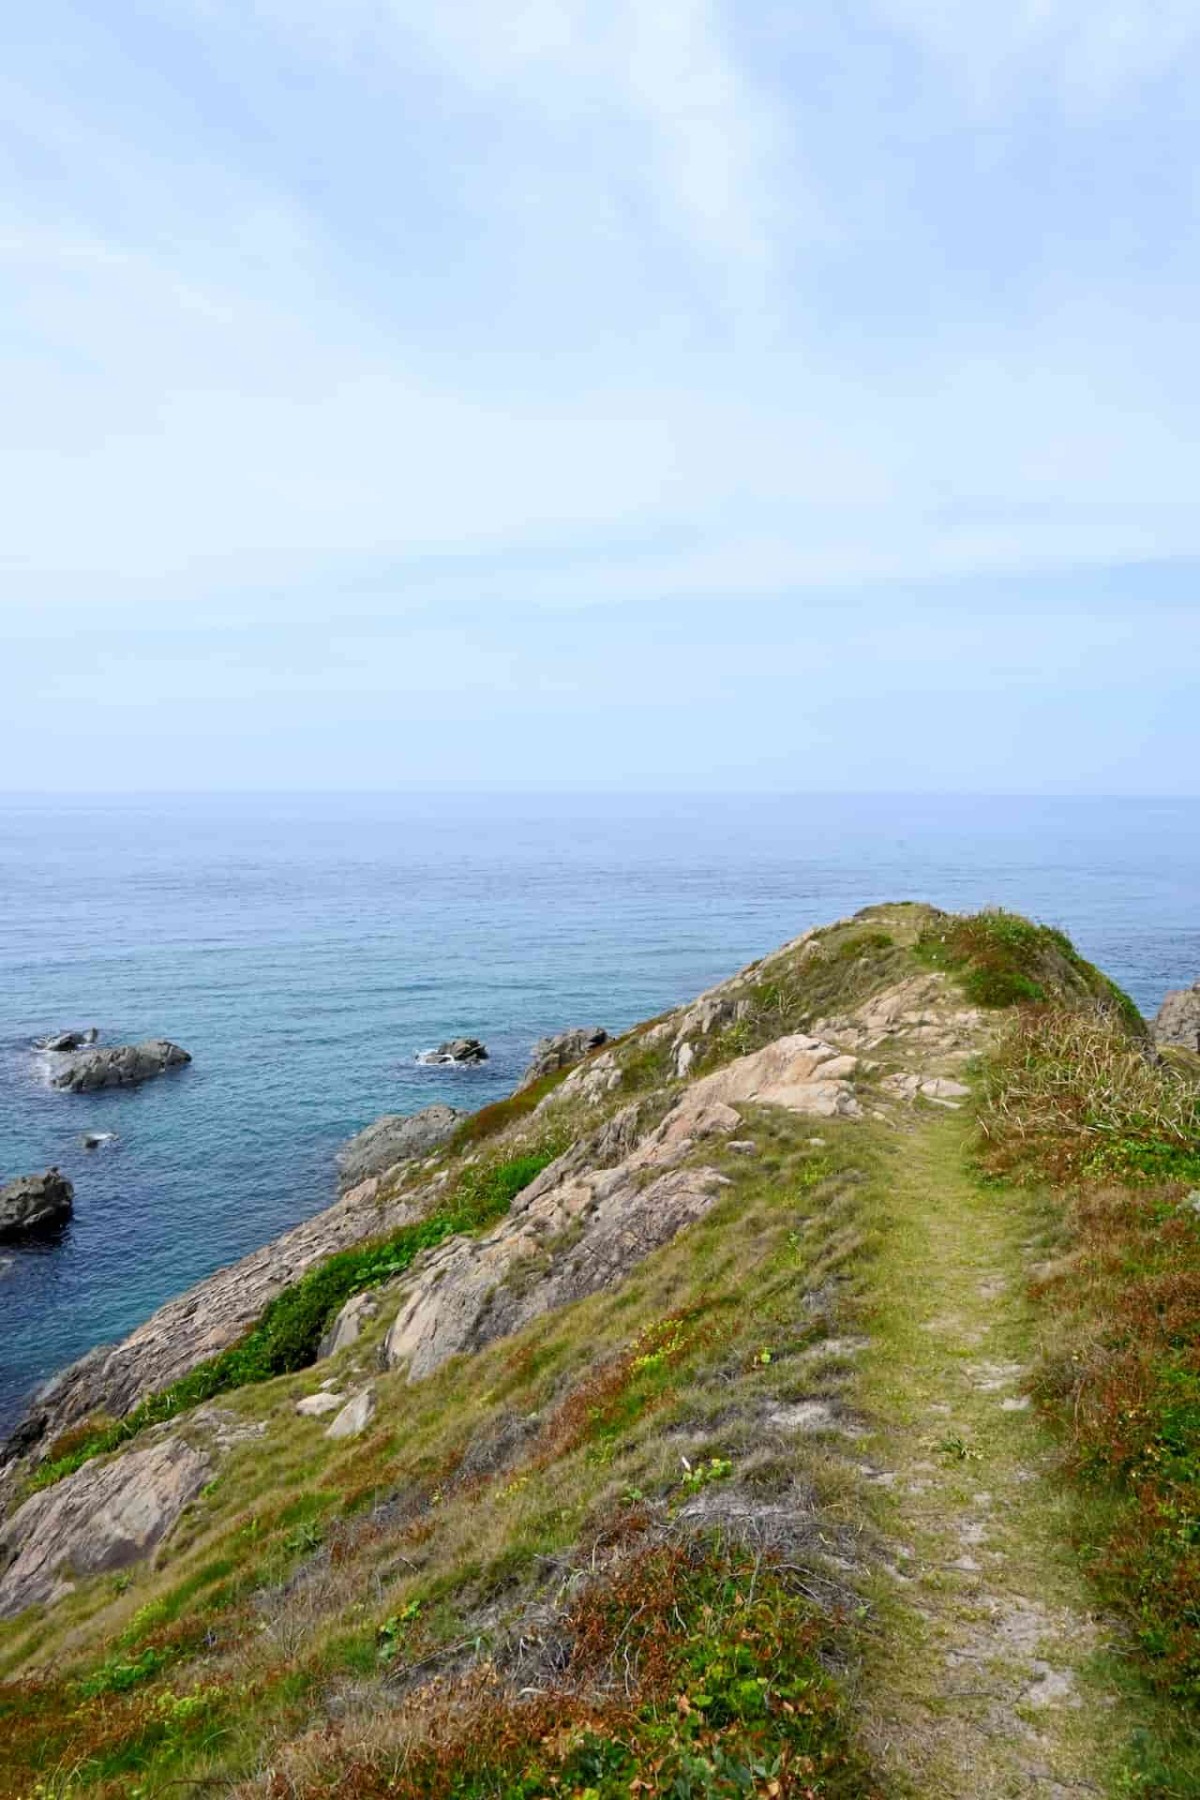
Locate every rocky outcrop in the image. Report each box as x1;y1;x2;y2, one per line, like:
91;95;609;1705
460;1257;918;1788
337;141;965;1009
0;1436;209;1619
1154;982;1200;1052
337;1103;464;1190
51;1039;191;1093
384;1034;859;1384
1;1181;420;1483
0;1171;74;1240
318;1290;379;1359
418;1038;488;1066
517;1027;608;1090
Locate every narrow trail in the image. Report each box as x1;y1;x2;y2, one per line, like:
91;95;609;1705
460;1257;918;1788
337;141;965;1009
855;1113;1116;1798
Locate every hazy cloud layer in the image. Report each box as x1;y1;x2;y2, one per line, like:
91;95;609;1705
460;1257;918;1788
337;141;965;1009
2;1;1196;787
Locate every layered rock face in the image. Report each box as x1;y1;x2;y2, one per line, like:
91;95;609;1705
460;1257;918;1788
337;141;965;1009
517;1026;608;1090
0;1171;74;1240
51;1039;191;1092
0;1436;210;1618
1154;982;1200;1052
0;1181;420;1478
337;1103;464;1191
383;1033;860;1383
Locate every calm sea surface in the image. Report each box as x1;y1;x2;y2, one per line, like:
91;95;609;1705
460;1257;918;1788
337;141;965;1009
2;792;1197;1436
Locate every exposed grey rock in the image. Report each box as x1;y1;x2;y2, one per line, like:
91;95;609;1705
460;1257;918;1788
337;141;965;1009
326;1386;376;1440
295;1391;344;1418
318;1290;379;1359
0;1183;420;1487
418;1038;488;1066
0;1171;74;1241
0;1436;210;1619
384;1034;859;1385
81;1132;117;1151
51;1039;191;1093
1153;982;1200;1052
337;1103;464;1190
39;1029;98;1053
517;1026;608;1090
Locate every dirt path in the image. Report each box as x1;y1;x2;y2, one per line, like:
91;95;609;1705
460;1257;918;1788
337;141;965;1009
853;1113;1116;1798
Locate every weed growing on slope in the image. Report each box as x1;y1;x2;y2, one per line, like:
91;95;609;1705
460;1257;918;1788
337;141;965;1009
30;1144;565;1494
1034;1183;1200;1704
981;1002;1200;1721
252;1534;881;1799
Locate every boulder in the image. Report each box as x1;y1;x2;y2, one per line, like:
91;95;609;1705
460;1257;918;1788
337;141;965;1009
0;1436;210;1619
0;1171;74;1241
1153;982;1200;1052
39;1029;98;1053
295;1390;344;1418
517;1026;608;1090
337;1103;464;1190
81;1132;117;1151
418;1038;488;1066
326;1386;376;1440
51;1039;191;1093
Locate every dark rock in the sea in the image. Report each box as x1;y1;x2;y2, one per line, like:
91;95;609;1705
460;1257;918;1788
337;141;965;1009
518;1025;608;1090
420;1037;489;1066
39;1028;98;1053
1154;981;1200;1053
337;1102;465;1190
81;1131;117;1151
0;1170;74;1240
51;1039;191;1093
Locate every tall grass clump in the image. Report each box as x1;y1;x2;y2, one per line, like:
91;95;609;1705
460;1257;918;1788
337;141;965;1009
978;1007;1200;1185
980;999;1200;1705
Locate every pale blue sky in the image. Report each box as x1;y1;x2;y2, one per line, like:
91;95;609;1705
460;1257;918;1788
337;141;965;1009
3;1;1198;791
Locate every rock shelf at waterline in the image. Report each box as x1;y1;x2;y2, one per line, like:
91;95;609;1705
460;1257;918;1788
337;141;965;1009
49;1039;192;1093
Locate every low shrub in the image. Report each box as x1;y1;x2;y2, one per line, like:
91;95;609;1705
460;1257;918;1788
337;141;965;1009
255;1534;880;1798
916;910;1143;1025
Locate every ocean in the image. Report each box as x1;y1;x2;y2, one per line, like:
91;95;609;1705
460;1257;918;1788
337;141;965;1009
2;791;1197;1438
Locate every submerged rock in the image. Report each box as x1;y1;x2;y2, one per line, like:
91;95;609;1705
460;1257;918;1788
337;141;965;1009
51;1039;191;1093
81;1131;118;1151
337;1103;464;1190
0;1171;74;1241
517;1026;608;1090
1153;981;1200;1052
38;1028;99;1053
418;1038;488;1066
0;1435;210;1619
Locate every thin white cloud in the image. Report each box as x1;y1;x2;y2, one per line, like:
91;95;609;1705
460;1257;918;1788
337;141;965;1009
874;0;1200;112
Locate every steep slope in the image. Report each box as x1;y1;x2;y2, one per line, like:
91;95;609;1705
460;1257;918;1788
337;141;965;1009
0;903;1195;1800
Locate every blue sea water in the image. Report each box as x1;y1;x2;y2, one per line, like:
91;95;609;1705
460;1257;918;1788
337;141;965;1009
1;792;1197;1438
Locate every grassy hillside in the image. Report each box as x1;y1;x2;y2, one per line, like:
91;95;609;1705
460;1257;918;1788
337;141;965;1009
1;904;1197;1799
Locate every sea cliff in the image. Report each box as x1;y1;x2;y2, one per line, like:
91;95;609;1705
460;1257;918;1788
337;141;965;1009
1;903;1198;1799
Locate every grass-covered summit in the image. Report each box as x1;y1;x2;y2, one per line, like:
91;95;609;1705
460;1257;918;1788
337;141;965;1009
1;902;1197;1800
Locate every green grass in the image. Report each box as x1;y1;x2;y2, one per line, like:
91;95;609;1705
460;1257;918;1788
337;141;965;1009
29;1145;565;1494
915;909;1143;1025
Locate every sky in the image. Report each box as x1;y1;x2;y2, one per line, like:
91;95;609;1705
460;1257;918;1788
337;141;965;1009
3;0;1198;793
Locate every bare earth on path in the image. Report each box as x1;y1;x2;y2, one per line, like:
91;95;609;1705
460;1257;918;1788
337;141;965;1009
855;1114;1118;1798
